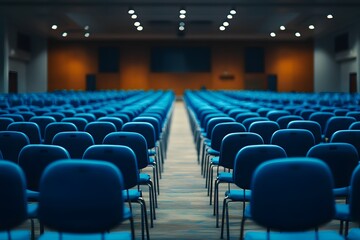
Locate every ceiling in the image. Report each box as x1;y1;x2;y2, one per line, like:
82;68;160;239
1;0;360;41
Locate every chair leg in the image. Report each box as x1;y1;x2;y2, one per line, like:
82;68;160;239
152;165;158;208
138;198;150;240
220;197;228;239
240;213;246;240
147;182;155;227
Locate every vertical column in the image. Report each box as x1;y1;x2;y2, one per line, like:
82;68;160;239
0;17;9;93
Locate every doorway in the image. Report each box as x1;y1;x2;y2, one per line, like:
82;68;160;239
8;71;18;93
349;72;357;93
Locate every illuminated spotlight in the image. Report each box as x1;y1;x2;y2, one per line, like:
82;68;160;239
62;32;68;37
219;26;226;31
84;32;90;38
179;26;185;31
309;25;315;30
270;32;276;37
280;25;286;31
134;22;141;27
227;14;233;19
295;32;301;37
179;14;186;19
51;24;58;30
230;9;236;15
84;25;89;30
131;14;137;19
327;14;333;19
128;9;135;15
137;26;143;31
223;21;229;27
180;9;186;15
179;22;185;26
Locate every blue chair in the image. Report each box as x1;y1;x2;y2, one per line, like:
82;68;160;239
309;112;334;134
61;117;88;131
349;122;360;130
74;113;96;123
52;132;94;159
0;117;14;131
29;116;56;141
300;109;316;120
7;122;41;144
37;160;133;240
276;115;303;129
84;121;117;144
1;113;24;122
346;111;360;121
235;112;260;123
83;145;149;240
0;160;31;240
0;131;29;163
243;158;343;240
43;112;65;122
17;111;36;121
323;116;356;142
44;122;78;144
108;113;131;124
249;121;280;144
98;117;123;131
287;120;322;144
271;129;315;157
221;145;287;239
266;110;290;121
330;130;360;157
242;117;268;130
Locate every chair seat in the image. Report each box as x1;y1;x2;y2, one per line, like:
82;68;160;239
207;148;219;156
204;139;211;147
0;230;31;240
211;157;219;165
348;228;360;240
148;157;155;165
333;187;350;197
217;172;234;183
27;189;39;200
335;204;350;221
38;231;132;240
148;150;156;156
139;173;151;183
225;189;251;201
27;203;38;219
245;230;344;240
123;189;141;201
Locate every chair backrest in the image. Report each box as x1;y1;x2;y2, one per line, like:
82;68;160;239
44;122;78;144
7;122;41;144
0;131;29;163
74;113;96;123
205;117;235;139
83;145;139;190
1;114;24;122
0;161;27;231
233;145;287;189
108;113;131;124
89;110;107;119
61;117;88;131
307;143;359;189
133;116;161;140
29;116;56;140
309;112;334;134
323;116;356;140
330;130;360;157
350;165;360;222
248;121;280;144
300;109;316;120
52;132;94;159
266;110;290;121
85;122;117;144
0;117;14;131
271;129;315;157
122;122;156;149
17;111;36;121
219;132;264;169
242;117;268;130
98;117;123;131
18;144;70;191
235;112;260;123
347;111;360;121
250;158;335;231
210;122;246;151
276;115;303;129
349;122;360;130
103;132;149;170
43;112;66;122
287;120;322;144
38;160;125;233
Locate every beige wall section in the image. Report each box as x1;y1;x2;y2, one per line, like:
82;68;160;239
48;40;314;95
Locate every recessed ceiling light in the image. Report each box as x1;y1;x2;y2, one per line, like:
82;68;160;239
84;25;89;31
131;14;137;19
280;25;286;31
309;25;315;30
84;32;90;38
62;32;67;37
327;14;333;19
137;26;143;31
223;21;229;27
51;24;58;30
227;14;233;19
295;32;301;37
128;9;135;15
180;9;186;15
230;9;236;15
179;14;186;19
270;32;276;37
134;22;141;27
179;22;185;26
219;26;226;31
179;26;185;31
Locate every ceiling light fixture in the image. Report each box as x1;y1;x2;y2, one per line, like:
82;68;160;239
295;32;301;37
179;26;185;31
309;25;315;30
230;9;236;15
223;21;229;27
280;25;286;31
134;22;141;27
84;32;90;38
227;14;233;19
137;26;143;31
62;32;68;37
327;14;333;19
179;14;186;19
270;32;276;37
51;24;58;30
84;25;89;31
128;8;135;15
131;14;137;19
219;26;226;31
180;9;186;15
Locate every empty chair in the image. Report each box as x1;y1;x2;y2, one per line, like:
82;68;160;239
61;117;88;131
0;160;31;240
108;113;131;124
276;115;303;129
349;122;360;130
7;122;41;144
1;113;24;122
83;145;149;240
52;132;94;159
74;113;96;123
29;116;56;140
300;109;316;120
0;131;29;163
44;122;78;144
346;111;360;121
242;117;268;130
32;109;50;116
249;121;280;144
17;111;36;121
330;130;360;157
98;116;123;131
309;111;335;134
256;108;274;117
37;160;133;240
59;110;76;117
323;116;356;142
43;112;65;122
287;120;322;144
242;158;343;240
271;129;315;157
266;110;290;121
334;109;349;116
0;117;14;131
88;109;107;119
235;112;260;123
84;121;117;144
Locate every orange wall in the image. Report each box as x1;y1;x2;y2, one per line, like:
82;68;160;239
48;40;314;95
